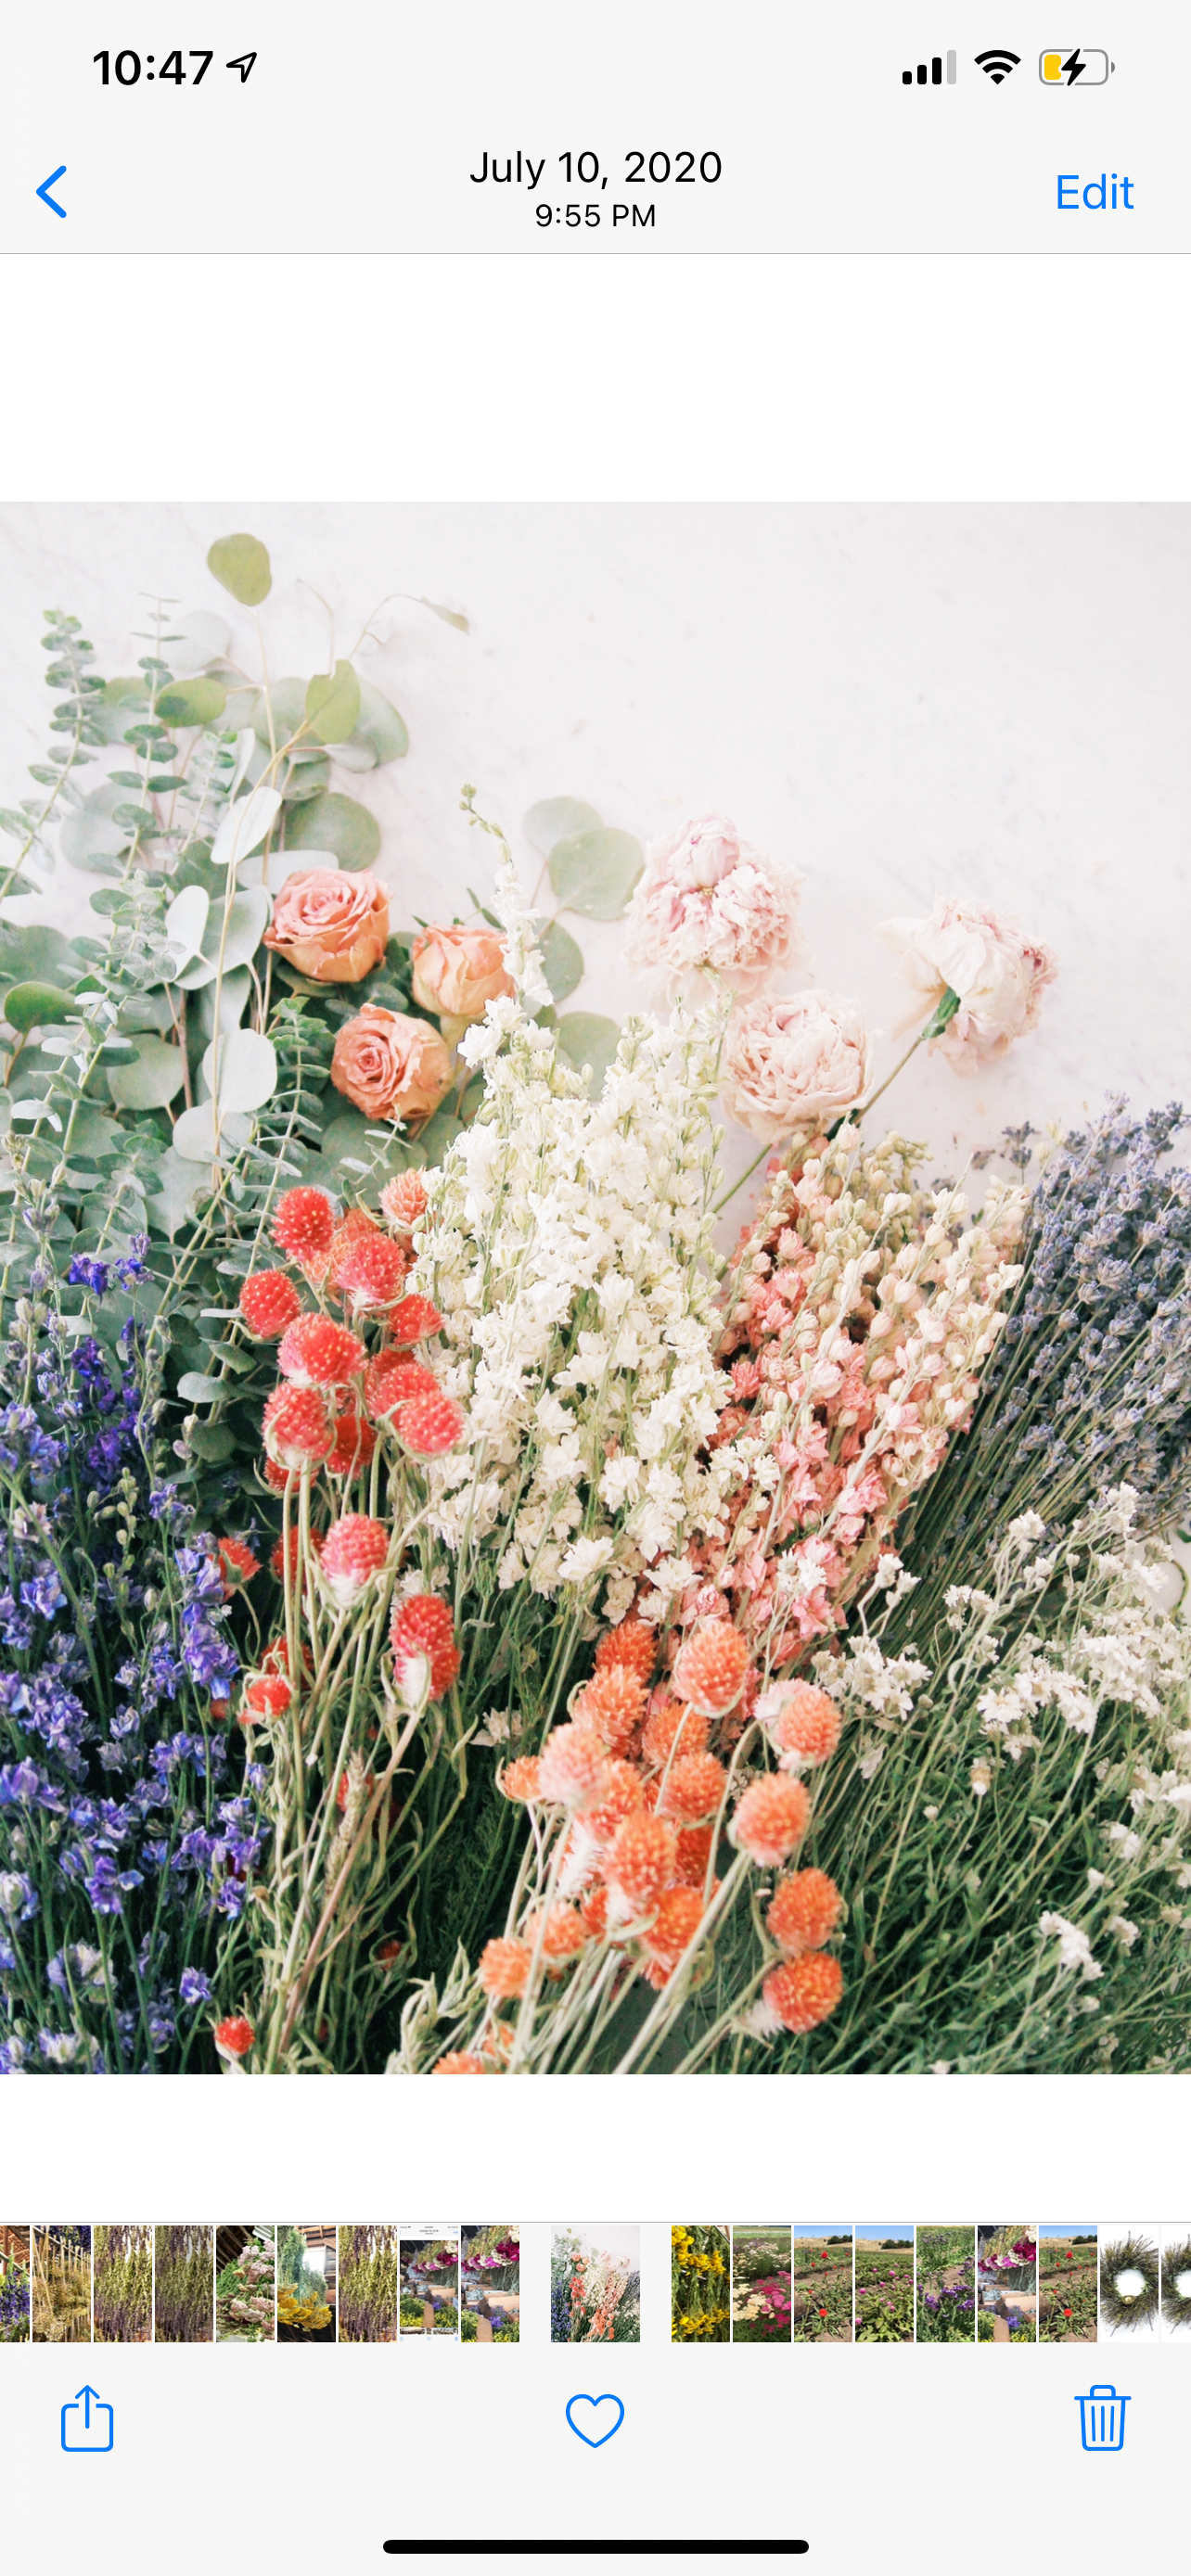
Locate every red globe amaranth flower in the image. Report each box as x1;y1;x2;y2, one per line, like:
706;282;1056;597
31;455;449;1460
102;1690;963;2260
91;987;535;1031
211;1699;231;1724
336;1765;377;1813
730;1773;812;1868
656;1751;727;1826
320;1207;383;1292
262;1384;335;1472
432;2051;487;2074
761;1951;844;2034
243;1673;292;1720
595;1620;658;1684
272;1186;335;1261
477;1936;532;2001
238;1269;302;1339
320;1513;390;1606
213;2013;255;2058
672;1619;752;1716
326;1409;377;1477
336;1232;409;1317
765;1867;842;1957
380;1171;429;1234
364;1352;441;1422
394;1387;466;1458
389;1294;444;1344
216;1536;260;1595
276;1314;366;1388
390;1592;461;1700
603;1812;677;1916
262;1459;292;1493
269;1524;325;1583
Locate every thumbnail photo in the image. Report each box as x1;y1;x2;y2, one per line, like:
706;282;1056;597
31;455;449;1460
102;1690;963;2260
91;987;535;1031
0;502;1187;2077
459;2225;520;2341
277;2225;337;2341
915;2225;975;2343
853;2225;914;2343
0;2225;31;2342
1098;2224;1160;2339
31;2225;91;2342
551;2226;641;2342
399;2229;460;2338
1037;2225;1097;2344
153;2225;213;2343
731;2225;793;2341
93;2222;153;2343
977;2225;1037;2342
789;2225;852;2342
672;2223;731;2342
214;2225;276;2342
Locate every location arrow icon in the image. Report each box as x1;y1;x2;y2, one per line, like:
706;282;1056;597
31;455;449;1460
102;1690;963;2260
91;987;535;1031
36;166;67;219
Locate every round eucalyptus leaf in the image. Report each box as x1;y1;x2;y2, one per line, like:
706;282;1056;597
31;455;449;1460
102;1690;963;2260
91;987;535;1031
107;1035;187;1110
59;782;127;870
194;968;251;1039
210;784;282;873
0;925;77;988
171;1102;253;1163
538;919;584;1005
188;1421;237;1462
157;676;227;729
176;1371;226;1403
175;886;271;990
239;847;339;896
162;610;231;676
283;791;380;871
207;531;272;607
305;660;362;746
160;884;210;976
145;1146;205;1239
251;676;307;745
325;738;376;774
524;796;602;858
555;1011;622;1092
281;752;331;802
2;982;80;1033
548;828;644;921
352;680;408;766
199;1026;277;1114
90;677;150;745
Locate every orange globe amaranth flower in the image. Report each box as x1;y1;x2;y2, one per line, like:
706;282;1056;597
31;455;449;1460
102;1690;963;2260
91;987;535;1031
320;1512;390;1606
364;1352;441;1422
216;1536;260;1595
641;1696;710;1767
277;1314;367;1389
262;1384;336;1473
379;1170;429;1234
640;1882;705;1968
243;1674;291;1720
238;1269;302;1339
389;1293;445;1344
580;1884;609;1941
431;2051;488;2074
336;1231;409;1318
656;1751;727;1826
595;1619;658;1685
765;1679;842;1766
604;1812;677;1915
393;1388;466;1458
537;1723;613;1814
272;1185;335;1261
269;1524;325;1583
213;2013;255;2058
524;1902;590;1961
672;1619;752;1716
498;1755;543;1803
477;1936;533;2002
765;1867;843;1957
762;1951;844;2034
326;1408;377;1477
570;1665;648;1757
730;1773;812;1868
671;1825;715;1888
584;1757;647;1844
390;1592;461;1700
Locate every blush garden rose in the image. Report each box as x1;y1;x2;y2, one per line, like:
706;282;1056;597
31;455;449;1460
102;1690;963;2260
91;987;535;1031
263;867;390;983
330;1004;453;1125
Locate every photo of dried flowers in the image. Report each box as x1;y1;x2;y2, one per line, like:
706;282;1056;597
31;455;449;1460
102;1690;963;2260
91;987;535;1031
853;2226;914;2343
400;2230;459;2337
1161;2225;1191;2336
672;2224;731;2342
915;2225;975;2343
551;2227;641;2343
93;2223;152;2343
215;2225;275;2341
977;2225;1037;2342
153;2225;212;2343
339;2225;403;2343
1038;2225;1098;2344
460;2225;519;2341
731;2225;793;2342
277;2225;337;2340
0;2226;31;2342
788;2227;852;2343
32;2225;91;2342
1099;2223;1160;2338
4;506;1191;2082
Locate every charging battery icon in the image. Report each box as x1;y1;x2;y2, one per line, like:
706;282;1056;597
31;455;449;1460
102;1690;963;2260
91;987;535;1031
1040;48;1114;82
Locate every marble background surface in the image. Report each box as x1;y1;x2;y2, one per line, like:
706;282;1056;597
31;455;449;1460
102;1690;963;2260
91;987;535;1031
0;503;1186;1205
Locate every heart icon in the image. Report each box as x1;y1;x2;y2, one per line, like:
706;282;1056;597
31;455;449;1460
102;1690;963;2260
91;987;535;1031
566;2393;625;2448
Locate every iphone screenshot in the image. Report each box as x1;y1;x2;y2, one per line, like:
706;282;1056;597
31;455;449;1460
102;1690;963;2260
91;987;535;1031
0;5;1187;2570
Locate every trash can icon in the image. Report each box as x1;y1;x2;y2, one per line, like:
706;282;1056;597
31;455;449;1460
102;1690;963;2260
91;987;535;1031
1076;2385;1130;2453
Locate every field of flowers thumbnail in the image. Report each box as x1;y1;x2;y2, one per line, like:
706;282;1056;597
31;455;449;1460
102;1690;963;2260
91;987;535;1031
789;2230;853;2342
215;2226;275;2341
915;2226;975;2343
853;2230;915;2342
552;2229;641;2343
732;2227;792;2341
672;2225;730;2341
32;2226;91;2343
0;2228;30;2342
1038;2229;1098;2344
94;2223;152;2343
978;2225;1037;2342
400;2235;459;2337
460;2226;519;2341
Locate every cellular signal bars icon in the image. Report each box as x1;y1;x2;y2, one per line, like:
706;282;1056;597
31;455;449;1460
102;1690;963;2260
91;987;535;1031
903;51;957;83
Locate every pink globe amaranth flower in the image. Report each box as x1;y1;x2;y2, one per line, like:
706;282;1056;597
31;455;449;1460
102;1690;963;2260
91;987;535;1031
624;812;806;998
603;1812;677;1916
393;1387;466;1458
729;1773;812;1867
477;1936;532;2001
537;1723;614;1814
263;867;390;984
272;1185;336;1261
262;1384;335;1472
765;1867;843;1956
877;898;1057;1072
276;1314;366;1388
379;1170;429;1234
238;1269;303;1340
672;1620;751;1717
411;924;515;1025
721;989;871;1143
758;1678;842;1768
319;1513;390;1606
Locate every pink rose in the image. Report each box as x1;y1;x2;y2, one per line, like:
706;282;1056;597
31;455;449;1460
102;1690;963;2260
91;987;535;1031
330;1005;453;1127
411;925;515;1025
625;812;806;997
722;990;871;1141
877;899;1057;1071
263;868;390;984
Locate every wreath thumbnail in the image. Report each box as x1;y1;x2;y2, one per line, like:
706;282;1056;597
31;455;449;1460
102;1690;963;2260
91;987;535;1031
1099;2234;1159;2332
1161;2236;1191;2332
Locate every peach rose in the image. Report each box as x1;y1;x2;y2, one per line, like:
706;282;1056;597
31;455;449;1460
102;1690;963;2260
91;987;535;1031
330;1005;453;1127
411;925;515;1025
263;868;389;984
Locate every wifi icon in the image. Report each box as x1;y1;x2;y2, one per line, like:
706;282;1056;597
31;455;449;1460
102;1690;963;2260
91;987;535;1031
976;46;1021;81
